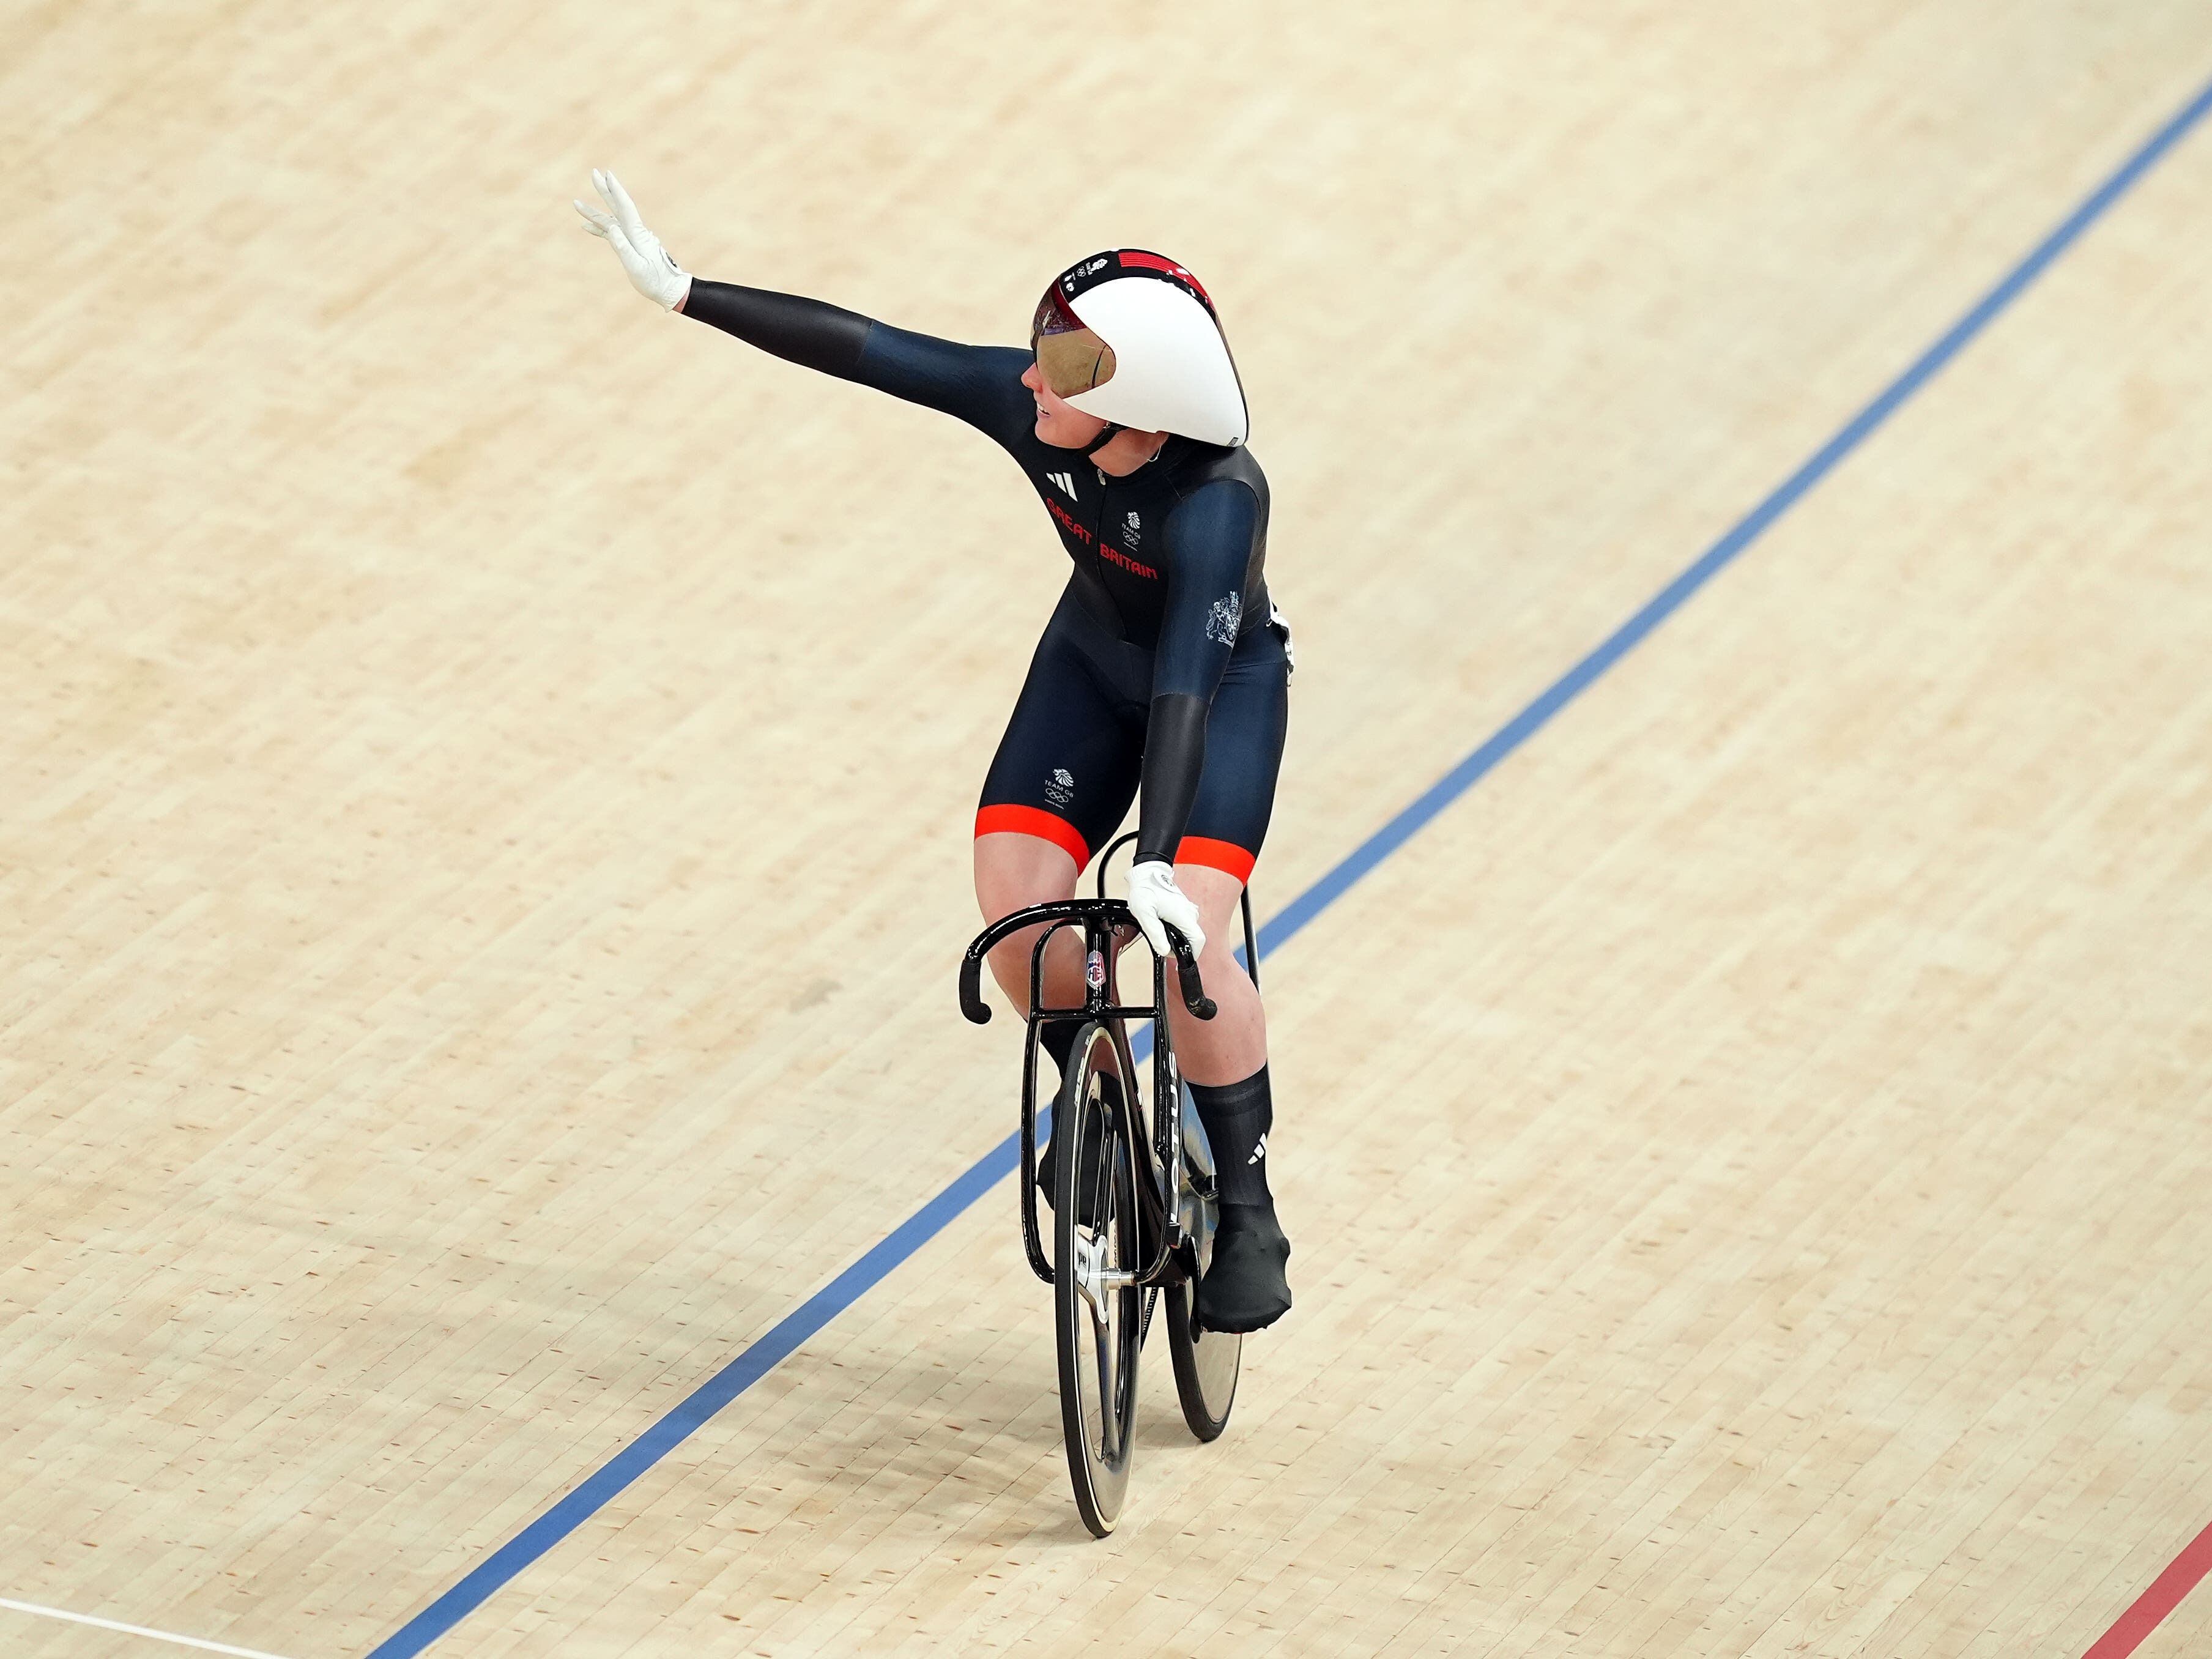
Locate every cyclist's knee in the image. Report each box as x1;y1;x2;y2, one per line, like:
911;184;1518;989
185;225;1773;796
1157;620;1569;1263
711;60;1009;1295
974;828;1079;921
974;833;1087;1012
1170;861;1248;959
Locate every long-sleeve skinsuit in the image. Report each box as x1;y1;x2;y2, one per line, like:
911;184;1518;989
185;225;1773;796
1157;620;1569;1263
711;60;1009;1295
681;280;1291;882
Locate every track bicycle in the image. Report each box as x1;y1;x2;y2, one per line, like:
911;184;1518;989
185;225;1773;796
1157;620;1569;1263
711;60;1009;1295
958;834;1261;1536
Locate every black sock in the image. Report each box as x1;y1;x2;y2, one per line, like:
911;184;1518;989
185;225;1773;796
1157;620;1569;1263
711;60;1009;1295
1036;1023;1104;1197
1188;1065;1273;1208
1034;1025;1078;1183
1039;1021;1077;1080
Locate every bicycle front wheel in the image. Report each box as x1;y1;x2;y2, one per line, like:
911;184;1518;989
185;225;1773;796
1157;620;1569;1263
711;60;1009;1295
1053;1020;1143;1537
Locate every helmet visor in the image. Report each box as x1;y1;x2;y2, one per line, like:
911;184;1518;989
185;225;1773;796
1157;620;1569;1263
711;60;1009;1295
1031;286;1118;399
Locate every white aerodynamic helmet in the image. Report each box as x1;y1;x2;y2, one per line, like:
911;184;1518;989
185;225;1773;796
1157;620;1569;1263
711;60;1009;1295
1031;250;1249;448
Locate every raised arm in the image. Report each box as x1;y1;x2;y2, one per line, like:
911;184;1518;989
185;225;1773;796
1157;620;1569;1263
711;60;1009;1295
575;171;1025;432
681;282;872;377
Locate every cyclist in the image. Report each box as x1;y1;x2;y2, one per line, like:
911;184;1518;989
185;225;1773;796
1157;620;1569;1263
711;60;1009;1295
576;171;1293;1332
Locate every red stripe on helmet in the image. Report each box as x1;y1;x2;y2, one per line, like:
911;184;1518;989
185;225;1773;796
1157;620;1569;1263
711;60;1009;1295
1115;250;1221;311
1116;250;1208;300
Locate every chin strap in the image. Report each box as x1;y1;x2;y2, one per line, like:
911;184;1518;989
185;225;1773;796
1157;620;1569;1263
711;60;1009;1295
1080;422;1125;458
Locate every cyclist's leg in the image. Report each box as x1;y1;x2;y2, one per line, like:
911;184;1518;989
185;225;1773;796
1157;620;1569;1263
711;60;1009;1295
972;605;1144;1024
973;831;1083;1014
975;609;1145;1212
1160;863;1266;1085
1160;630;1293;1332
1161;624;1287;1080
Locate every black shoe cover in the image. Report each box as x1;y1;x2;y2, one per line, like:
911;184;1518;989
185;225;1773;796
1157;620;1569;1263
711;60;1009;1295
1195;1201;1292;1332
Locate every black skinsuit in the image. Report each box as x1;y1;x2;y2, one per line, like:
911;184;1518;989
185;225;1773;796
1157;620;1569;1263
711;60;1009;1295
683;281;1290;878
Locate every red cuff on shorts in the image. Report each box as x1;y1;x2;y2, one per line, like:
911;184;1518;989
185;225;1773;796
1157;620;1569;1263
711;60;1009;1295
1175;836;1257;884
975;804;1090;868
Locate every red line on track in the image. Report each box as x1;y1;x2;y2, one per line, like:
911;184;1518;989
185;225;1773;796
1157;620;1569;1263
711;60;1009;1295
2083;1517;2212;1658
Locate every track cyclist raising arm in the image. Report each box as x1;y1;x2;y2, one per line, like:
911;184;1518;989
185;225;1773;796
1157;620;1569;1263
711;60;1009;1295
575;171;1293;1332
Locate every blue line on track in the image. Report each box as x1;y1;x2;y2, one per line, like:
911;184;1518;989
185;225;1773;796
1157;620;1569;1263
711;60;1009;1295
365;70;2212;1659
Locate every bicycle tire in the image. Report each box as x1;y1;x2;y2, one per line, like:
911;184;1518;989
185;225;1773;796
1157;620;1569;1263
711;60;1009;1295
1053;1021;1143;1536
1165;1081;1241;1439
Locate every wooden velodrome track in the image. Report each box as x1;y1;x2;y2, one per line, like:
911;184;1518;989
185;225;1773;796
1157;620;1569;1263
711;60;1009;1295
6;3;2212;1655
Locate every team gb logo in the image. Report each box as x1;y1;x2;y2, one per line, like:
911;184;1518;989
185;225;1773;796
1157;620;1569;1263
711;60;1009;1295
1205;593;1241;644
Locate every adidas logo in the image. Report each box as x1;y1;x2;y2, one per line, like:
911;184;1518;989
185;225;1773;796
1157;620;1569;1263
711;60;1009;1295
1046;470;1077;499
1247;1134;1267;1166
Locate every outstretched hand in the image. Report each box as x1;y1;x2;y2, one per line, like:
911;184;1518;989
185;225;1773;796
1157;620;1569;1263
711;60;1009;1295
574;169;691;311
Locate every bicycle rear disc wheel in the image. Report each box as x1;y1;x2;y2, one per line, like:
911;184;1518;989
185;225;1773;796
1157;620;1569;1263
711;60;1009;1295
1165;1083;1241;1439
1053;1021;1143;1537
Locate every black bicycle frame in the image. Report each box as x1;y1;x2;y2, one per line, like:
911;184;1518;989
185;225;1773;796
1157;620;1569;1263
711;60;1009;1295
960;897;1208;1290
960;833;1264;1297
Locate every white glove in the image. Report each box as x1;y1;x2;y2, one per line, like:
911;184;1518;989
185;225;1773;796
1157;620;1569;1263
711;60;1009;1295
573;169;691;311
1126;859;1204;960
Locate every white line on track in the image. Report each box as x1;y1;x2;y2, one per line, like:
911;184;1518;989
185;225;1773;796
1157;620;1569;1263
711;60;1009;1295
0;1596;299;1659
